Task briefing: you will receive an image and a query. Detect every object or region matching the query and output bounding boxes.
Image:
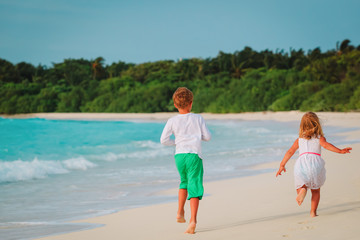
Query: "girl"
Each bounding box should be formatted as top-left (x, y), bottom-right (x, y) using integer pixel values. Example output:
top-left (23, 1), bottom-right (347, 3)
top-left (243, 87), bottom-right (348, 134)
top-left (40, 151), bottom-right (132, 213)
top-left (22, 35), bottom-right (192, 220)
top-left (276, 112), bottom-right (352, 217)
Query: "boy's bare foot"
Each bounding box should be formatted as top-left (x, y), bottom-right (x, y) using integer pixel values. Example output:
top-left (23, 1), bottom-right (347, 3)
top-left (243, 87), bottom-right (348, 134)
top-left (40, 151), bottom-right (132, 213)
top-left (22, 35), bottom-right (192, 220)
top-left (185, 222), bottom-right (196, 234)
top-left (310, 211), bottom-right (318, 217)
top-left (177, 214), bottom-right (186, 223)
top-left (296, 188), bottom-right (307, 206)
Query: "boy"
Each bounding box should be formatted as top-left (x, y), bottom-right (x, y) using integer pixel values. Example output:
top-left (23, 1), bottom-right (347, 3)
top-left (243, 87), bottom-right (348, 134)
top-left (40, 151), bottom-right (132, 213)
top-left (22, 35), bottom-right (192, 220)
top-left (160, 87), bottom-right (211, 234)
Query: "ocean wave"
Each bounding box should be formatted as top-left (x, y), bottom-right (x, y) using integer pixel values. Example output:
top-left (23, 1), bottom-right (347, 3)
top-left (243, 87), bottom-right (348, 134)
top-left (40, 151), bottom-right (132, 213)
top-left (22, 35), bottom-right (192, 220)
top-left (212, 148), bottom-right (258, 157)
top-left (78, 140), bottom-right (170, 162)
top-left (89, 145), bottom-right (173, 162)
top-left (118, 140), bottom-right (172, 159)
top-left (63, 157), bottom-right (97, 170)
top-left (0, 157), bottom-right (96, 183)
top-left (100, 152), bottom-right (119, 162)
top-left (242, 127), bottom-right (271, 134)
top-left (101, 191), bottom-right (129, 200)
top-left (115, 147), bottom-right (172, 160)
top-left (118, 166), bottom-right (176, 176)
top-left (133, 140), bottom-right (162, 149)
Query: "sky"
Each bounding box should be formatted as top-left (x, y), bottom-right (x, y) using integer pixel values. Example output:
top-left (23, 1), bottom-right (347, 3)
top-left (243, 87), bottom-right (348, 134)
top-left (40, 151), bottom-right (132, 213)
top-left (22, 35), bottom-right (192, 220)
top-left (0, 0), bottom-right (359, 66)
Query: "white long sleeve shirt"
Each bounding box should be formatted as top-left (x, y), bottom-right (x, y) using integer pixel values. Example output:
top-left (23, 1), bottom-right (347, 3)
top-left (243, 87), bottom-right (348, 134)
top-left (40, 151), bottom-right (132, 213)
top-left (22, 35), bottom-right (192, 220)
top-left (160, 113), bottom-right (211, 158)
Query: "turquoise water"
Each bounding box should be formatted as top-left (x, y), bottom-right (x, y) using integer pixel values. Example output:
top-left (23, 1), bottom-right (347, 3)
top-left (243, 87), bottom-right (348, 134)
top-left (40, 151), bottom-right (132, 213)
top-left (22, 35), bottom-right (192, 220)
top-left (0, 117), bottom-right (354, 240)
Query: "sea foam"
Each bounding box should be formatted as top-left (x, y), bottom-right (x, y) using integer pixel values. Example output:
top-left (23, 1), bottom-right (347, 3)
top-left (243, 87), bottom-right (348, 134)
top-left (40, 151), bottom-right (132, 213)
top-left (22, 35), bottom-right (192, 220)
top-left (0, 157), bottom-right (96, 183)
top-left (63, 156), bottom-right (97, 170)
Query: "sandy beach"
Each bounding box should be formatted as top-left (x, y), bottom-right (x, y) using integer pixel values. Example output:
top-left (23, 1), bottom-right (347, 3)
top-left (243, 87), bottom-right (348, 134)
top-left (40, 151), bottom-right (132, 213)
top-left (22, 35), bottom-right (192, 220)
top-left (4, 111), bottom-right (360, 123)
top-left (4, 112), bottom-right (359, 240)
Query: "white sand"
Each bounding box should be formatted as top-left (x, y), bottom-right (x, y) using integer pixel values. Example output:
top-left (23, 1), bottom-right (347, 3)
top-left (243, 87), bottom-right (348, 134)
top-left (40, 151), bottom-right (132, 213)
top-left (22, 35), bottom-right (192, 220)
top-left (14, 112), bottom-right (358, 240)
top-left (3, 111), bottom-right (360, 124)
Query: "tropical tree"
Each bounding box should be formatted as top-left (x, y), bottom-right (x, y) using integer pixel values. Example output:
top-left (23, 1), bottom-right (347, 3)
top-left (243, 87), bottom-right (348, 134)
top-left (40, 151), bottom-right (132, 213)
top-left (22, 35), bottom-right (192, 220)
top-left (92, 57), bottom-right (107, 80)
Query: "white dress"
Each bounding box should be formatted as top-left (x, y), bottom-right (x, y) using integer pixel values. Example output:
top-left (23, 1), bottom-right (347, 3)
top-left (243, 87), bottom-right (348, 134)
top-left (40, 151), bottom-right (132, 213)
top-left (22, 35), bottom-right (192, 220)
top-left (294, 137), bottom-right (326, 189)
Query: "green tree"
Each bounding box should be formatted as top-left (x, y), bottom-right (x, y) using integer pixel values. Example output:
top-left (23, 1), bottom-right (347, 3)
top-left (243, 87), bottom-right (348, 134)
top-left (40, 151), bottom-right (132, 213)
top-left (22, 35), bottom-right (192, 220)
top-left (57, 87), bottom-right (86, 112)
top-left (16, 62), bottom-right (36, 82)
top-left (92, 57), bottom-right (107, 80)
top-left (0, 58), bottom-right (20, 83)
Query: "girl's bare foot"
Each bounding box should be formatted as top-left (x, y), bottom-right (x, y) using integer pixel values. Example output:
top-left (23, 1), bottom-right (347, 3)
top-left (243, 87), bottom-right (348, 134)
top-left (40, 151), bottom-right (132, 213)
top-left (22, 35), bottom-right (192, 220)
top-left (296, 188), bottom-right (307, 206)
top-left (310, 211), bottom-right (318, 217)
top-left (185, 222), bottom-right (196, 234)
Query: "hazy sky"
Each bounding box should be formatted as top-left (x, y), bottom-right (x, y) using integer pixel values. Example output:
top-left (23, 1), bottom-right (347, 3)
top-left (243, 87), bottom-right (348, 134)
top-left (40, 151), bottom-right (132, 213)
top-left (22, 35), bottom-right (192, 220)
top-left (1, 0), bottom-right (359, 66)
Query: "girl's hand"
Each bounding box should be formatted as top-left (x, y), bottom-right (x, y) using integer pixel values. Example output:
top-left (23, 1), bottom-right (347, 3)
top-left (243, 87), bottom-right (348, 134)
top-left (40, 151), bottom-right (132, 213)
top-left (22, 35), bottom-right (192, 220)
top-left (276, 166), bottom-right (286, 177)
top-left (340, 147), bottom-right (352, 154)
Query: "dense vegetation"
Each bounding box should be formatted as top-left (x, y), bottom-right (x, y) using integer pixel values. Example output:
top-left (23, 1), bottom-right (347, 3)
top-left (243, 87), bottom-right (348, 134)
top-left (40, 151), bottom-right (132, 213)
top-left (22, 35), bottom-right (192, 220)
top-left (1, 39), bottom-right (359, 114)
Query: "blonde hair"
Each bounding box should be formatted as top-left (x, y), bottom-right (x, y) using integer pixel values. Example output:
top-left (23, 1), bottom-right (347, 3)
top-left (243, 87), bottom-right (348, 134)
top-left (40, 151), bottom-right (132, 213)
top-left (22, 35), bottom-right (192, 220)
top-left (172, 87), bottom-right (193, 109)
top-left (299, 112), bottom-right (324, 139)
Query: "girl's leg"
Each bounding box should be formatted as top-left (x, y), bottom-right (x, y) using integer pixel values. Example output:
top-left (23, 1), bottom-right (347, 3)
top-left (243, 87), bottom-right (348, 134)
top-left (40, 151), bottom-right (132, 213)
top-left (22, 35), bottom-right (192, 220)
top-left (296, 185), bottom-right (307, 206)
top-left (185, 197), bottom-right (199, 234)
top-left (310, 188), bottom-right (320, 217)
top-left (177, 189), bottom-right (187, 223)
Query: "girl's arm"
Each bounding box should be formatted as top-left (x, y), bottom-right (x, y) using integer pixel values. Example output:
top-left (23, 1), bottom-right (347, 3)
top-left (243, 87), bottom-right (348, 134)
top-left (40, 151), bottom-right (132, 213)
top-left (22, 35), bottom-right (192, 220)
top-left (276, 139), bottom-right (299, 177)
top-left (319, 137), bottom-right (352, 154)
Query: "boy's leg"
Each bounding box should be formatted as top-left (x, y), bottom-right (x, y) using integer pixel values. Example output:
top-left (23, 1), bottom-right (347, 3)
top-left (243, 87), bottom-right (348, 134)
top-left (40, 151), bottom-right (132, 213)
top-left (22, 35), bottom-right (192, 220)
top-left (185, 197), bottom-right (199, 234)
top-left (175, 154), bottom-right (188, 223)
top-left (190, 197), bottom-right (199, 223)
top-left (310, 189), bottom-right (320, 217)
top-left (177, 189), bottom-right (187, 223)
top-left (185, 154), bottom-right (203, 234)
top-left (186, 155), bottom-right (204, 200)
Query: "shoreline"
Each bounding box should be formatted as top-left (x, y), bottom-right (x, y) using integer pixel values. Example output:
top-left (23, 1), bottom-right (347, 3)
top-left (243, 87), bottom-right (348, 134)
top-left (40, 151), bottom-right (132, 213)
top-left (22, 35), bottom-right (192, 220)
top-left (2, 111), bottom-right (360, 126)
top-left (3, 112), bottom-right (360, 139)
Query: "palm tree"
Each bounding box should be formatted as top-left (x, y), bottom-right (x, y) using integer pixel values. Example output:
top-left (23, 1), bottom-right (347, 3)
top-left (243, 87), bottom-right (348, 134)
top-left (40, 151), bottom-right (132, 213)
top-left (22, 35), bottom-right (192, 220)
top-left (92, 57), bottom-right (105, 80)
top-left (337, 39), bottom-right (354, 55)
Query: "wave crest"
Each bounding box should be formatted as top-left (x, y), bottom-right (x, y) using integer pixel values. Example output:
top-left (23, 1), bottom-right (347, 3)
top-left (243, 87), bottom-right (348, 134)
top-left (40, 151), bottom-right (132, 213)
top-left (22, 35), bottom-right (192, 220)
top-left (63, 157), bottom-right (97, 170)
top-left (0, 157), bottom-right (96, 183)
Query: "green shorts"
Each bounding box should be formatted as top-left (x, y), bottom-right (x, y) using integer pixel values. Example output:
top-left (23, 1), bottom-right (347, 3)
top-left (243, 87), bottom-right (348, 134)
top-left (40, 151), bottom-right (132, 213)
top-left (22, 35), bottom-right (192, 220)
top-left (174, 153), bottom-right (204, 200)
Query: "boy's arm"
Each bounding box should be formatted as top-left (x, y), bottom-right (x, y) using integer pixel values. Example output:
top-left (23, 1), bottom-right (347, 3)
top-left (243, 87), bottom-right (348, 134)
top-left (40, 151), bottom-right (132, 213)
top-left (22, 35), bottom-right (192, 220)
top-left (160, 120), bottom-right (175, 146)
top-left (200, 117), bottom-right (211, 141)
top-left (276, 139), bottom-right (299, 177)
top-left (319, 137), bottom-right (352, 154)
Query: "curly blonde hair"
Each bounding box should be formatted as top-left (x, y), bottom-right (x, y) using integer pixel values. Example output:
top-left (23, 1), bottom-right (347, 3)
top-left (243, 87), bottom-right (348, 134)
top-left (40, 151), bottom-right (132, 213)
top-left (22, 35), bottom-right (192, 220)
top-left (299, 112), bottom-right (324, 139)
top-left (173, 87), bottom-right (193, 109)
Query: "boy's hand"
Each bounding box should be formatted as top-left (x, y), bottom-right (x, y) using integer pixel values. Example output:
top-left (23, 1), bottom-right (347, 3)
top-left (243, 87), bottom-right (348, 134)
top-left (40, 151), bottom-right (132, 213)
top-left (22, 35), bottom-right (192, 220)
top-left (276, 166), bottom-right (286, 177)
top-left (340, 147), bottom-right (352, 154)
